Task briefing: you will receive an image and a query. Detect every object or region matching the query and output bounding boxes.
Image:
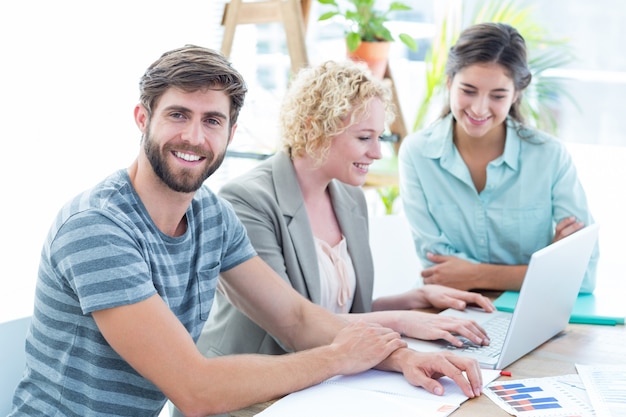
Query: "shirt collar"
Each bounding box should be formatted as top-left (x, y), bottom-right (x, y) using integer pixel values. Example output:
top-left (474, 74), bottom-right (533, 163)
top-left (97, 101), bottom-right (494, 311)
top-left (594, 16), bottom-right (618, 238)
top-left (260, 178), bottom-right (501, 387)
top-left (501, 119), bottom-right (521, 171)
top-left (419, 113), bottom-right (455, 159)
top-left (420, 114), bottom-right (522, 172)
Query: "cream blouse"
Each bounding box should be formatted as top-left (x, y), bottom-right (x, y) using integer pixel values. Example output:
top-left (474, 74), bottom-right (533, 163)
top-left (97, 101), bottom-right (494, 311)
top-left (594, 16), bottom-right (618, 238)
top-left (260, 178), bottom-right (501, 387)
top-left (314, 236), bottom-right (356, 314)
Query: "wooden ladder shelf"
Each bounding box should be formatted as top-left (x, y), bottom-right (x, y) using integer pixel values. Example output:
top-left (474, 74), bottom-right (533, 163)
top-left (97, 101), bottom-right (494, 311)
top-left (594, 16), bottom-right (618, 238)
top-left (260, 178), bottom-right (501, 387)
top-left (220, 0), bottom-right (310, 74)
top-left (220, 0), bottom-right (407, 147)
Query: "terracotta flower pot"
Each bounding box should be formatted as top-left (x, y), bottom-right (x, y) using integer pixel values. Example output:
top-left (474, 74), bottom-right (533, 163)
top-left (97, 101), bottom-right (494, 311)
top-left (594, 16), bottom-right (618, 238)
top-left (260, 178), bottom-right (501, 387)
top-left (347, 41), bottom-right (390, 80)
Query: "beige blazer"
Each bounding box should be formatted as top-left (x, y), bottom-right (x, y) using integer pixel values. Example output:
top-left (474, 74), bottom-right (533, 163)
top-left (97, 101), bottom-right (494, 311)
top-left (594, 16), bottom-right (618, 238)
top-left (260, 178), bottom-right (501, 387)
top-left (198, 151), bottom-right (374, 356)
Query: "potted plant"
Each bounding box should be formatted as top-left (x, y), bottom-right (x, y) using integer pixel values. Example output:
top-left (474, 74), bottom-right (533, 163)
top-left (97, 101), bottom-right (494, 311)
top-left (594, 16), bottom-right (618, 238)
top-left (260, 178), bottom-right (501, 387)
top-left (317, 0), bottom-right (417, 78)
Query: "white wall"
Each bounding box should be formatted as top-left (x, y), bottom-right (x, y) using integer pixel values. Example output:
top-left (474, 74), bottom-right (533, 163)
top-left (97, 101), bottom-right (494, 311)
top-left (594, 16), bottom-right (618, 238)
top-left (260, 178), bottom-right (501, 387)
top-left (0, 0), bottom-right (227, 322)
top-left (2, 1), bottom-right (625, 323)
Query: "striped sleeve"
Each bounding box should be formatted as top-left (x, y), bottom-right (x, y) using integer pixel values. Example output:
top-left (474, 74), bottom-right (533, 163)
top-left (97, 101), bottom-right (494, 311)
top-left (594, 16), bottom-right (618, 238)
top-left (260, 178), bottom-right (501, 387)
top-left (49, 209), bottom-right (156, 314)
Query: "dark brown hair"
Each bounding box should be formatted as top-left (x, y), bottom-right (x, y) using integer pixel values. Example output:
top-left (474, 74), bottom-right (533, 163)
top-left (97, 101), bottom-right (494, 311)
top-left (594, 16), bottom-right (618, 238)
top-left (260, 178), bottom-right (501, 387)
top-left (139, 45), bottom-right (247, 127)
top-left (442, 22), bottom-right (532, 123)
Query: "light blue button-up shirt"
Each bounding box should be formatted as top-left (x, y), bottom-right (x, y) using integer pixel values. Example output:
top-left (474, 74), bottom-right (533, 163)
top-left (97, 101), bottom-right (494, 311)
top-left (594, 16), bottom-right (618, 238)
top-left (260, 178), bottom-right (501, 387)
top-left (399, 114), bottom-right (598, 293)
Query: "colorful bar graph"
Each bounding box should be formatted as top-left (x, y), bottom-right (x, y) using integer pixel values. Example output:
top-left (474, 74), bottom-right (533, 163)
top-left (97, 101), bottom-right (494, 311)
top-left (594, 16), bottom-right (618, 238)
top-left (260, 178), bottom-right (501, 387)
top-left (499, 393), bottom-right (532, 401)
top-left (489, 383), bottom-right (563, 412)
top-left (514, 402), bottom-right (563, 411)
top-left (491, 383), bottom-right (525, 390)
top-left (509, 397), bottom-right (559, 405)
top-left (491, 386), bottom-right (544, 395)
top-left (486, 375), bottom-right (596, 417)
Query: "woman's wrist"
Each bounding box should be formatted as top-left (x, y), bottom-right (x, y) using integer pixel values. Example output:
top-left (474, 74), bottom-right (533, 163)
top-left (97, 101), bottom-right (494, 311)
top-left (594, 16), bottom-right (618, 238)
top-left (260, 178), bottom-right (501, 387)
top-left (373, 288), bottom-right (428, 312)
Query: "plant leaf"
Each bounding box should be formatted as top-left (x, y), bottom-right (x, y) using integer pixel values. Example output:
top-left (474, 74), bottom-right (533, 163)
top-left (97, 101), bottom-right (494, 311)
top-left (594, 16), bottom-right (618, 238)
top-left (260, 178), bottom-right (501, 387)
top-left (318, 11), bottom-right (339, 21)
top-left (389, 2), bottom-right (412, 11)
top-left (346, 32), bottom-right (362, 52)
top-left (399, 33), bottom-right (418, 51)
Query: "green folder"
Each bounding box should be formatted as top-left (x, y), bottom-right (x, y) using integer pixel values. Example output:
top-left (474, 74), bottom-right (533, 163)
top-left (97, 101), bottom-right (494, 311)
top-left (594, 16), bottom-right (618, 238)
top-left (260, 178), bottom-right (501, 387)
top-left (494, 291), bottom-right (625, 326)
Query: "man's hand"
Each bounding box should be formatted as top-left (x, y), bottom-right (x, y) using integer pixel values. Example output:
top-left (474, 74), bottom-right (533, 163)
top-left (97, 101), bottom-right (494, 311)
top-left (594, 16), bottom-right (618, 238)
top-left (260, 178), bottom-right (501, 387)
top-left (400, 311), bottom-right (490, 347)
top-left (395, 349), bottom-right (484, 398)
top-left (329, 321), bottom-right (406, 376)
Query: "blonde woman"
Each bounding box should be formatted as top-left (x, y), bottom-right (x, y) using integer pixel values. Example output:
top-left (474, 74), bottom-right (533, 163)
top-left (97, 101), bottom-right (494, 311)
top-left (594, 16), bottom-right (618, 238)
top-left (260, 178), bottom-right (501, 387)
top-left (197, 60), bottom-right (494, 385)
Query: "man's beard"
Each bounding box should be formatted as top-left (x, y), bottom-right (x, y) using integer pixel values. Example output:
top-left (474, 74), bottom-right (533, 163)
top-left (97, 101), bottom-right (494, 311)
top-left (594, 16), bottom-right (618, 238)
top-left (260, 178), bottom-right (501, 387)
top-left (143, 128), bottom-right (227, 193)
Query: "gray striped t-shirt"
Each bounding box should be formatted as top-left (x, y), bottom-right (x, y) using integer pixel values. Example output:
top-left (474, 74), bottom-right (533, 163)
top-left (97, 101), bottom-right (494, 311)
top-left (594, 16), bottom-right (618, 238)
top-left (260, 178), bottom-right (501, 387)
top-left (9, 169), bottom-right (256, 416)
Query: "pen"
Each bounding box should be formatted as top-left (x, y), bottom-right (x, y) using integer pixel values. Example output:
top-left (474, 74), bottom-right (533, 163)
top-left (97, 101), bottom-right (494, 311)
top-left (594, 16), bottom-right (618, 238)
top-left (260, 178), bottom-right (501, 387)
top-left (500, 371), bottom-right (512, 377)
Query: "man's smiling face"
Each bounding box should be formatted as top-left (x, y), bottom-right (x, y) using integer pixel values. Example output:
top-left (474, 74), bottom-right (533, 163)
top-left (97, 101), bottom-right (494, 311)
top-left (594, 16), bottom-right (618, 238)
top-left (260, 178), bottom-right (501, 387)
top-left (140, 87), bottom-right (235, 193)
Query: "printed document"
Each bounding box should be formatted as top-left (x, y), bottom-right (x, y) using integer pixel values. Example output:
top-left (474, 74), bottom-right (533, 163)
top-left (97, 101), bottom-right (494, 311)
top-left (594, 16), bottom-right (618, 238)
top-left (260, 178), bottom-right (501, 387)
top-left (255, 368), bottom-right (500, 417)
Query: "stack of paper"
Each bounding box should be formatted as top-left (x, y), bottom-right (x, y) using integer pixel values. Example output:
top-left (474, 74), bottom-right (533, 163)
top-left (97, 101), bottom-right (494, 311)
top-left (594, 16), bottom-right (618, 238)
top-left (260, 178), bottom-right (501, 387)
top-left (577, 363), bottom-right (626, 417)
top-left (255, 369), bottom-right (501, 417)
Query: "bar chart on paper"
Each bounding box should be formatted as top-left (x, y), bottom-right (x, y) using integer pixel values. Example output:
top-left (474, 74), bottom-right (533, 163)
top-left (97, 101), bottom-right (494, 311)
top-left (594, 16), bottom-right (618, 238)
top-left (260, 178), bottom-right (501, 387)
top-left (484, 374), bottom-right (595, 417)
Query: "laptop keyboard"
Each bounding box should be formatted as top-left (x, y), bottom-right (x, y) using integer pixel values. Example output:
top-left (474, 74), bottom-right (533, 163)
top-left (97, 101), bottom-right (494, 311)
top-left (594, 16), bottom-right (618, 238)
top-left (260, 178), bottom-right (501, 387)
top-left (445, 313), bottom-right (511, 357)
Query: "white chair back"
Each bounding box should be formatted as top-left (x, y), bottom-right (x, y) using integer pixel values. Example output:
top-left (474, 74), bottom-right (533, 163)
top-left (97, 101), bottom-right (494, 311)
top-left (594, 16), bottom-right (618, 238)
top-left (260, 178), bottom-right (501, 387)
top-left (369, 213), bottom-right (423, 299)
top-left (0, 316), bottom-right (31, 416)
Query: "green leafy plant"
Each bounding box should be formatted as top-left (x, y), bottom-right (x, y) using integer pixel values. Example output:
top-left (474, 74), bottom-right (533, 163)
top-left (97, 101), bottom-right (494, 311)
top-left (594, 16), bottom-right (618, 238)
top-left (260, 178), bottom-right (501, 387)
top-left (317, 0), bottom-right (418, 52)
top-left (376, 185), bottom-right (400, 215)
top-left (412, 0), bottom-right (577, 135)
top-left (411, 13), bottom-right (458, 132)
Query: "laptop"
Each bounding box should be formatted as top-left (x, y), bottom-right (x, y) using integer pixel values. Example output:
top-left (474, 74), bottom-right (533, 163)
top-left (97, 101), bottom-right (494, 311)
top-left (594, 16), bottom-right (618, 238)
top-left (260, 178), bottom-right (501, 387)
top-left (404, 223), bottom-right (599, 369)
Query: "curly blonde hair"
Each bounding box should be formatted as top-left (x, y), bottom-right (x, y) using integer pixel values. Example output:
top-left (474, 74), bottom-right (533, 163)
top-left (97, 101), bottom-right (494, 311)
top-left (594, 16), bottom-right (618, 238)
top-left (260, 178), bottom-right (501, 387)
top-left (280, 60), bottom-right (395, 164)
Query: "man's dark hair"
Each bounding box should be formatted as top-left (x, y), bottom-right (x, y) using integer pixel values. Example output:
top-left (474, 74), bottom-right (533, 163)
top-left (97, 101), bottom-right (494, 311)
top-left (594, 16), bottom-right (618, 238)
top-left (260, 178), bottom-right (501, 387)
top-left (139, 45), bottom-right (247, 127)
